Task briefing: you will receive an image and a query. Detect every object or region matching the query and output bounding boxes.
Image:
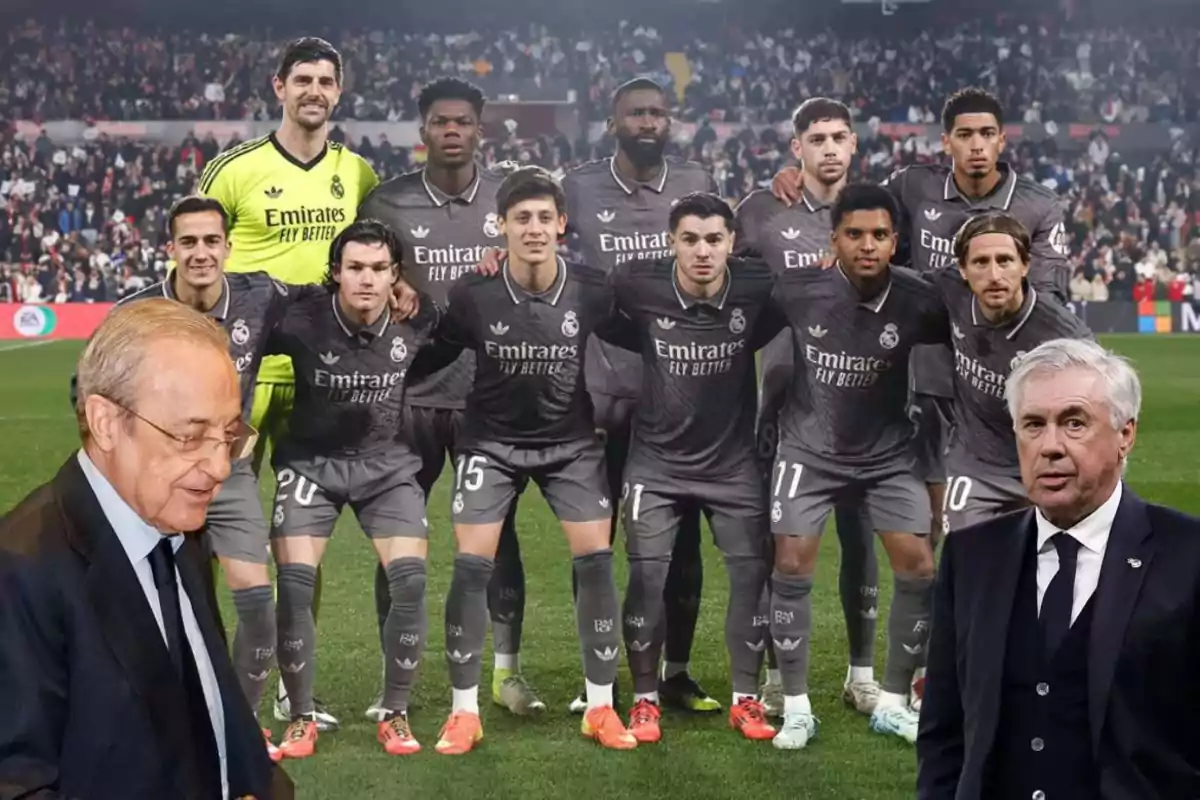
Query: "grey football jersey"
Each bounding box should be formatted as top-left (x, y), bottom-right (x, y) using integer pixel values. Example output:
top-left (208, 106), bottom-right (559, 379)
top-left (434, 259), bottom-right (621, 448)
top-left (933, 269), bottom-right (1093, 478)
top-left (267, 287), bottom-right (439, 460)
top-left (358, 166), bottom-right (508, 410)
top-left (774, 266), bottom-right (949, 476)
top-left (563, 157), bottom-right (719, 399)
top-left (119, 270), bottom-right (296, 425)
top-left (612, 257), bottom-right (785, 479)
top-left (883, 162), bottom-right (1071, 398)
top-left (734, 187), bottom-right (832, 413)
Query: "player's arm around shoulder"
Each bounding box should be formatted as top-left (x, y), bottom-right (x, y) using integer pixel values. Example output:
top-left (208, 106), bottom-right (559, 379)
top-left (732, 189), bottom-right (775, 258)
top-left (736, 258), bottom-right (788, 350)
top-left (895, 267), bottom-right (951, 344)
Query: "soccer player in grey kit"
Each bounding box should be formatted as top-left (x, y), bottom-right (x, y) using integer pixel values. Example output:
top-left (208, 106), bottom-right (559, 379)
top-left (768, 184), bottom-right (947, 749)
top-left (610, 194), bottom-right (784, 746)
top-left (936, 212), bottom-right (1091, 532)
top-left (268, 220), bottom-right (442, 759)
top-left (358, 77), bottom-right (542, 719)
top-left (427, 167), bottom-right (638, 755)
top-left (735, 98), bottom-right (882, 718)
top-left (111, 195), bottom-right (296, 762)
top-left (773, 87), bottom-right (1070, 544)
top-left (560, 77), bottom-right (722, 714)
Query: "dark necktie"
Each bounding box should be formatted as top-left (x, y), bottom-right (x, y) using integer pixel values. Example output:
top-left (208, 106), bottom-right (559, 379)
top-left (1041, 532), bottom-right (1084, 658)
top-left (147, 538), bottom-right (222, 792)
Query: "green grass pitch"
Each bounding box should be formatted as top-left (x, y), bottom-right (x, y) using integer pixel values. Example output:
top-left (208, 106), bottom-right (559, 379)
top-left (2, 335), bottom-right (1197, 799)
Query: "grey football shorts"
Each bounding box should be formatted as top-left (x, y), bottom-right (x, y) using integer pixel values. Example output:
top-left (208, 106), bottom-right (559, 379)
top-left (269, 446), bottom-right (428, 540)
top-left (769, 447), bottom-right (931, 537)
top-left (205, 458), bottom-right (270, 564)
top-left (622, 456), bottom-right (768, 561)
top-left (942, 464), bottom-right (1029, 535)
top-left (911, 393), bottom-right (953, 485)
top-left (451, 436), bottom-right (611, 525)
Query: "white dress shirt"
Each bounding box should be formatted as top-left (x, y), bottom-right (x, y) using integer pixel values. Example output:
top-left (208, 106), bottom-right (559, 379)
top-left (78, 450), bottom-right (229, 800)
top-left (1034, 480), bottom-right (1123, 624)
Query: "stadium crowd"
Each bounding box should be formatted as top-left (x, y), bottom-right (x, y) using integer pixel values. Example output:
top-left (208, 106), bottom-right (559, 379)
top-left (2, 19), bottom-right (1199, 125)
top-left (3, 122), bottom-right (1199, 305)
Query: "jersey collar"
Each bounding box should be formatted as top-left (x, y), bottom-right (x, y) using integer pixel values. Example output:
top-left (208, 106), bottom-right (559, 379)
top-left (799, 187), bottom-right (833, 213)
top-left (161, 270), bottom-right (231, 321)
top-left (672, 262), bottom-right (730, 311)
top-left (502, 256), bottom-right (567, 306)
top-left (609, 157), bottom-right (669, 195)
top-left (835, 264), bottom-right (892, 313)
top-left (331, 292), bottom-right (389, 339)
top-left (422, 167), bottom-right (482, 207)
top-left (971, 282), bottom-right (1038, 339)
top-left (942, 162), bottom-right (1018, 211)
top-left (269, 132), bottom-right (329, 172)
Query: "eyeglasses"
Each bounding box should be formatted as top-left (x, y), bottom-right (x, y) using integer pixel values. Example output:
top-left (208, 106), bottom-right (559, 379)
top-left (105, 397), bottom-right (259, 461)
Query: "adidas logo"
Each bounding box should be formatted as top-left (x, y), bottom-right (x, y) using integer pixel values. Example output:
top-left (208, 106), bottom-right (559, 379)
top-left (924, 208), bottom-right (942, 221)
top-left (952, 322), bottom-right (966, 339)
top-left (279, 661), bottom-right (307, 673)
top-left (599, 497), bottom-right (610, 509)
top-left (264, 186), bottom-right (283, 198)
top-left (744, 640), bottom-right (766, 653)
top-left (629, 641), bottom-right (652, 652)
top-left (903, 643), bottom-right (924, 656)
top-left (247, 670), bottom-right (270, 682)
top-left (773, 637), bottom-right (803, 652)
top-left (493, 612), bottom-right (515, 623)
top-left (446, 649), bottom-right (473, 664)
top-left (807, 325), bottom-right (827, 339)
top-left (395, 658), bottom-right (420, 670)
top-left (593, 646), bottom-right (619, 662)
top-left (597, 210), bottom-right (615, 223)
top-left (656, 317), bottom-right (676, 330)
top-left (320, 351), bottom-right (340, 365)
top-left (489, 321), bottom-right (509, 335)
top-left (781, 228), bottom-right (801, 240)
top-left (411, 225), bottom-right (430, 239)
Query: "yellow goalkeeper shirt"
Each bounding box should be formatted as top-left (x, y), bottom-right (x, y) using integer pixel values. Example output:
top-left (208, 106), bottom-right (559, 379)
top-left (198, 133), bottom-right (379, 383)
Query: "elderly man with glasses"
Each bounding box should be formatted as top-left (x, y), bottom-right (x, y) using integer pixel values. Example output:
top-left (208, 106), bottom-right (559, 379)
top-left (0, 298), bottom-right (293, 800)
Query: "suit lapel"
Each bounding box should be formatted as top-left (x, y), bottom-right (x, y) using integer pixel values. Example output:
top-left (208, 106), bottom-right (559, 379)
top-left (1088, 488), bottom-right (1153, 755)
top-left (55, 458), bottom-right (203, 794)
top-left (176, 539), bottom-right (273, 797)
top-left (966, 509), bottom-right (1036, 759)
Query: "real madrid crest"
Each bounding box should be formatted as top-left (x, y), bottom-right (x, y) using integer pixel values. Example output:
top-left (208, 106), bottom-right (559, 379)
top-left (1010, 350), bottom-right (1027, 370)
top-left (483, 212), bottom-right (501, 238)
top-left (330, 174), bottom-right (345, 200)
top-left (452, 492), bottom-right (465, 515)
top-left (771, 501), bottom-right (782, 524)
top-left (879, 322), bottom-right (899, 350)
top-left (230, 318), bottom-right (250, 346)
top-left (729, 308), bottom-right (746, 334)
top-left (561, 310), bottom-right (579, 338)
top-left (390, 335), bottom-right (408, 363)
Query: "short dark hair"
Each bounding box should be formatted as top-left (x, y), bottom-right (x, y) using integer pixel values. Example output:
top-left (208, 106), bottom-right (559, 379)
top-left (276, 37), bottom-right (343, 84)
top-left (831, 183), bottom-right (900, 231)
top-left (418, 77), bottom-right (486, 121)
top-left (792, 97), bottom-right (852, 135)
top-left (166, 195), bottom-right (229, 238)
top-left (495, 166), bottom-right (566, 218)
top-left (941, 87), bottom-right (1004, 133)
top-left (669, 192), bottom-right (734, 232)
top-left (323, 219), bottom-right (402, 288)
top-left (612, 77), bottom-right (667, 112)
top-left (954, 211), bottom-right (1032, 265)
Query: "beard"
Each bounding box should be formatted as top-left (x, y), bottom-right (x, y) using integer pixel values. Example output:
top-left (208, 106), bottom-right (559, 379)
top-left (617, 132), bottom-right (667, 169)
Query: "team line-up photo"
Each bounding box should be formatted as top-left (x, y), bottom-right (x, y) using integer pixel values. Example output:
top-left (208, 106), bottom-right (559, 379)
top-left (3, 30), bottom-right (1198, 800)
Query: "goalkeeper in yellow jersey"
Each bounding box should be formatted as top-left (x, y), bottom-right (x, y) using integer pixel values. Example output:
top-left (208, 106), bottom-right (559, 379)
top-left (198, 36), bottom-right (378, 733)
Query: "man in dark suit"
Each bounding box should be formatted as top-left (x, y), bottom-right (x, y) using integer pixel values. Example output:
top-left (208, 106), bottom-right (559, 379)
top-left (0, 299), bottom-right (293, 800)
top-left (918, 337), bottom-right (1200, 799)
